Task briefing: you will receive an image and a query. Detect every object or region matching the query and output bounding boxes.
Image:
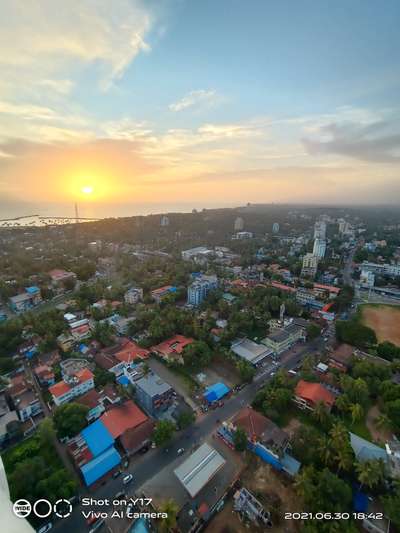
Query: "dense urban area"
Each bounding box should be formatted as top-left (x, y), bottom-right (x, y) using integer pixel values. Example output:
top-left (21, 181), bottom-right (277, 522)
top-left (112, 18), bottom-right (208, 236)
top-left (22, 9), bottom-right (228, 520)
top-left (1, 203), bottom-right (400, 533)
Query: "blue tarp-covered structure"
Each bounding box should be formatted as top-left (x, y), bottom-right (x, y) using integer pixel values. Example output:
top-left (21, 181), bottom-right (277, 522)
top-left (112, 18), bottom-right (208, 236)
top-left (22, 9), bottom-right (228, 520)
top-left (81, 446), bottom-right (121, 486)
top-left (204, 382), bottom-right (230, 403)
top-left (81, 419), bottom-right (114, 457)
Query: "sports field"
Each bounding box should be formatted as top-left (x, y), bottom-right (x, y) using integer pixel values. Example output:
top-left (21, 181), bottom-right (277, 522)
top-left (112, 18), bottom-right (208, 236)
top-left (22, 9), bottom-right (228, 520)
top-left (360, 304), bottom-right (400, 346)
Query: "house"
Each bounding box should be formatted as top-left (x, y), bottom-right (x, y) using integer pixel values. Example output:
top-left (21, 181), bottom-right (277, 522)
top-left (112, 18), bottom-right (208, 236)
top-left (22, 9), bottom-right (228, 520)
top-left (151, 285), bottom-right (177, 303)
top-left (95, 338), bottom-right (148, 376)
top-left (9, 286), bottom-right (42, 313)
top-left (69, 318), bottom-right (91, 341)
top-left (0, 392), bottom-right (19, 445)
top-left (124, 287), bottom-right (143, 305)
top-left (131, 371), bottom-right (174, 416)
top-left (294, 380), bottom-right (336, 411)
top-left (120, 419), bottom-right (154, 455)
top-left (7, 374), bottom-right (43, 422)
top-left (151, 335), bottom-right (194, 364)
top-left (57, 333), bottom-right (75, 352)
top-left (48, 269), bottom-right (77, 289)
top-left (328, 344), bottom-right (354, 372)
top-left (34, 365), bottom-right (55, 387)
top-left (231, 407), bottom-right (289, 453)
top-left (75, 389), bottom-right (105, 422)
top-left (49, 368), bottom-right (95, 406)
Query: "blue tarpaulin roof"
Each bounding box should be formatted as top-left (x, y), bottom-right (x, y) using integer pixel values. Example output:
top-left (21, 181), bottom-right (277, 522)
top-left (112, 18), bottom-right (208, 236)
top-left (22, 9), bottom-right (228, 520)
top-left (25, 286), bottom-right (40, 294)
top-left (82, 420), bottom-right (114, 457)
top-left (81, 446), bottom-right (121, 486)
top-left (204, 382), bottom-right (230, 403)
top-left (353, 489), bottom-right (369, 512)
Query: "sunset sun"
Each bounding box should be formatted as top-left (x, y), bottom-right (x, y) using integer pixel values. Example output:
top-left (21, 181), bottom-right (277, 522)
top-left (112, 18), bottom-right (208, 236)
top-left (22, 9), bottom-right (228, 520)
top-left (81, 185), bottom-right (94, 195)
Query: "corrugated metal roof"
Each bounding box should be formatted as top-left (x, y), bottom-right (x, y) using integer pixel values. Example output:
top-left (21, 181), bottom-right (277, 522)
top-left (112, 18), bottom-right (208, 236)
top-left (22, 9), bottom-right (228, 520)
top-left (174, 443), bottom-right (226, 498)
top-left (81, 446), bottom-right (121, 486)
top-left (82, 420), bottom-right (115, 457)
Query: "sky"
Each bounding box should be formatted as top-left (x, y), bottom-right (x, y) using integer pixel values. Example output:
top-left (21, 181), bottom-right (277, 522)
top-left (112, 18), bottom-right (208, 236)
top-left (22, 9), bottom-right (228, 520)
top-left (1, 0), bottom-right (400, 217)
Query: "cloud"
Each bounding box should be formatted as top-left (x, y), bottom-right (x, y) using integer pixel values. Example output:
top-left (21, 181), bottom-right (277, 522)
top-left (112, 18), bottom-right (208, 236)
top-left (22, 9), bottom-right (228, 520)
top-left (168, 89), bottom-right (218, 112)
top-left (303, 120), bottom-right (400, 163)
top-left (39, 79), bottom-right (75, 95)
top-left (0, 0), bottom-right (155, 91)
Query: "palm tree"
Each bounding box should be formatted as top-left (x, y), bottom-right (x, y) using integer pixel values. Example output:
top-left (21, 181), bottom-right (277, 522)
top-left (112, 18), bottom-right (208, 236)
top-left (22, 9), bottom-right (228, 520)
top-left (313, 401), bottom-right (328, 424)
top-left (294, 466), bottom-right (315, 503)
top-left (350, 403), bottom-right (364, 425)
top-left (329, 422), bottom-right (348, 445)
top-left (356, 460), bottom-right (386, 489)
top-left (335, 446), bottom-right (353, 472)
top-left (158, 499), bottom-right (179, 532)
top-left (317, 435), bottom-right (333, 467)
top-left (335, 393), bottom-right (350, 414)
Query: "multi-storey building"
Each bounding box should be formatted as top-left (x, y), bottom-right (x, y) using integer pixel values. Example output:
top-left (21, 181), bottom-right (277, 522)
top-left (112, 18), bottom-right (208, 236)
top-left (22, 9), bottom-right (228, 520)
top-left (361, 261), bottom-right (400, 278)
top-left (301, 253), bottom-right (318, 278)
top-left (9, 286), bottom-right (42, 313)
top-left (151, 285), bottom-right (177, 303)
top-left (314, 221), bottom-right (327, 240)
top-left (49, 368), bottom-right (95, 406)
top-left (313, 238), bottom-right (326, 258)
top-left (261, 323), bottom-right (306, 356)
top-left (187, 274), bottom-right (218, 306)
top-left (132, 371), bottom-right (174, 417)
top-left (124, 287), bottom-right (143, 305)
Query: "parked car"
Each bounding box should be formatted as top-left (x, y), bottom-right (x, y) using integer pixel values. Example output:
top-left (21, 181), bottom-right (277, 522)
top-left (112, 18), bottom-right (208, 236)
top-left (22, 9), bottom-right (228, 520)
top-left (177, 448), bottom-right (184, 455)
top-left (123, 474), bottom-right (133, 485)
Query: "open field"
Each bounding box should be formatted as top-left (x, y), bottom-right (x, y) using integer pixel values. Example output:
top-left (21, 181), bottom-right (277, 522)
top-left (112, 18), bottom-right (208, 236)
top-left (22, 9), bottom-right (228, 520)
top-left (360, 304), bottom-right (400, 346)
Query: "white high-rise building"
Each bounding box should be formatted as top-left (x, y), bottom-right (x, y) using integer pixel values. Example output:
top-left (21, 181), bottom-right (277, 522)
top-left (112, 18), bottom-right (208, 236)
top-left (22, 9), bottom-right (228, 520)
top-left (313, 238), bottom-right (326, 258)
top-left (234, 217), bottom-right (244, 231)
top-left (314, 221), bottom-right (326, 240)
top-left (272, 222), bottom-right (280, 233)
top-left (160, 215), bottom-right (170, 226)
top-left (360, 270), bottom-right (375, 288)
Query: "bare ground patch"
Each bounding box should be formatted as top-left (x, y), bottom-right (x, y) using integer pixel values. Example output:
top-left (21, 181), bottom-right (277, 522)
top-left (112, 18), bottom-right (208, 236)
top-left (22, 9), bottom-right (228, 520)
top-left (361, 305), bottom-right (400, 346)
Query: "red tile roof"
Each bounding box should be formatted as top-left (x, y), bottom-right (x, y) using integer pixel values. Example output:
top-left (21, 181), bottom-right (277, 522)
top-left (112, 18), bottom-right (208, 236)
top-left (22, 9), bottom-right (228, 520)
top-left (75, 389), bottom-right (101, 409)
top-left (114, 340), bottom-right (149, 363)
top-left (100, 400), bottom-right (148, 438)
top-left (232, 407), bottom-right (270, 440)
top-left (120, 419), bottom-right (154, 453)
top-left (152, 335), bottom-right (194, 358)
top-left (151, 285), bottom-right (174, 295)
top-left (75, 368), bottom-right (94, 384)
top-left (49, 380), bottom-right (71, 398)
top-left (295, 380), bottom-right (335, 408)
top-left (313, 283), bottom-right (341, 294)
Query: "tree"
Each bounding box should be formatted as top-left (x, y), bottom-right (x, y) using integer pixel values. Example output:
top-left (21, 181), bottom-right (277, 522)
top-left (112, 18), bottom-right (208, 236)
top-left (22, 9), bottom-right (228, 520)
top-left (153, 420), bottom-right (175, 447)
top-left (313, 401), bottom-right (329, 425)
top-left (306, 323), bottom-right (322, 340)
top-left (53, 402), bottom-right (89, 439)
top-left (176, 410), bottom-right (195, 430)
top-left (335, 320), bottom-right (377, 349)
top-left (382, 482), bottom-right (400, 528)
top-left (350, 403), bottom-right (364, 425)
top-left (377, 341), bottom-right (400, 361)
top-left (93, 366), bottom-right (115, 387)
top-left (375, 413), bottom-right (392, 431)
top-left (182, 340), bottom-right (212, 370)
top-left (233, 427), bottom-right (248, 452)
top-left (386, 398), bottom-right (400, 428)
top-left (158, 499), bottom-right (179, 532)
top-left (37, 418), bottom-right (56, 448)
top-left (355, 459), bottom-right (386, 489)
top-left (236, 359), bottom-right (256, 383)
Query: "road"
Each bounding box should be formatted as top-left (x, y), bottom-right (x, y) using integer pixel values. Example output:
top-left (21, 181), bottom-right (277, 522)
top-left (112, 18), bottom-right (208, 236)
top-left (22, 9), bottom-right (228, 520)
top-left (51, 336), bottom-right (324, 533)
top-left (342, 246), bottom-right (357, 287)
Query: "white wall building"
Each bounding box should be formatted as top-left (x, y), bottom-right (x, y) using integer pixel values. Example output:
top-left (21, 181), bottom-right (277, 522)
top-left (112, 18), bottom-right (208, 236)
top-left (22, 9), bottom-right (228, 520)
top-left (313, 238), bottom-right (326, 258)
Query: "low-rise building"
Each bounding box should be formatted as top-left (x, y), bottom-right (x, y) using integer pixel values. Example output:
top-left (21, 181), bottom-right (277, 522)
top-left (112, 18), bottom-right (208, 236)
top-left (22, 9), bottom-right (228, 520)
top-left (75, 389), bottom-right (105, 422)
top-left (124, 287), bottom-right (143, 305)
top-left (34, 365), bottom-right (55, 387)
top-left (151, 285), bottom-right (177, 303)
top-left (151, 335), bottom-right (194, 364)
top-left (9, 286), bottom-right (42, 313)
top-left (48, 268), bottom-right (77, 287)
top-left (261, 323), bottom-right (306, 356)
top-left (231, 338), bottom-right (273, 366)
top-left (328, 344), bottom-right (354, 372)
top-left (294, 380), bottom-right (336, 412)
top-left (49, 368), bottom-right (95, 406)
top-left (181, 246), bottom-right (213, 262)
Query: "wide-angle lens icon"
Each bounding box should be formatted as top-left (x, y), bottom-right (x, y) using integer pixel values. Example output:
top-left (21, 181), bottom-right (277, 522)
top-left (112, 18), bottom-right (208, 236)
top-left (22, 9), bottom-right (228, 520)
top-left (13, 499), bottom-right (32, 518)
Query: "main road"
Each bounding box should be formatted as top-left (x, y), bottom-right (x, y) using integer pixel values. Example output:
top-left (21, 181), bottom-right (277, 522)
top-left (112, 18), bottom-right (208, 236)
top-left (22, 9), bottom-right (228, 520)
top-left (52, 337), bottom-right (324, 533)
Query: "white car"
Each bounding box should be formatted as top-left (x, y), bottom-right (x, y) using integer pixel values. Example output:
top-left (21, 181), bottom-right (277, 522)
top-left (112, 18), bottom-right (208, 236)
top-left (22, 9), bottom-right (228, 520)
top-left (123, 474), bottom-right (133, 485)
top-left (177, 448), bottom-right (185, 455)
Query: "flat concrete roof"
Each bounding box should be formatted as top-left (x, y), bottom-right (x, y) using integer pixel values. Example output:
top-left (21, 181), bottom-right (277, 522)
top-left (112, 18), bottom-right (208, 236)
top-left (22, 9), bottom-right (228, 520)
top-left (174, 443), bottom-right (226, 498)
